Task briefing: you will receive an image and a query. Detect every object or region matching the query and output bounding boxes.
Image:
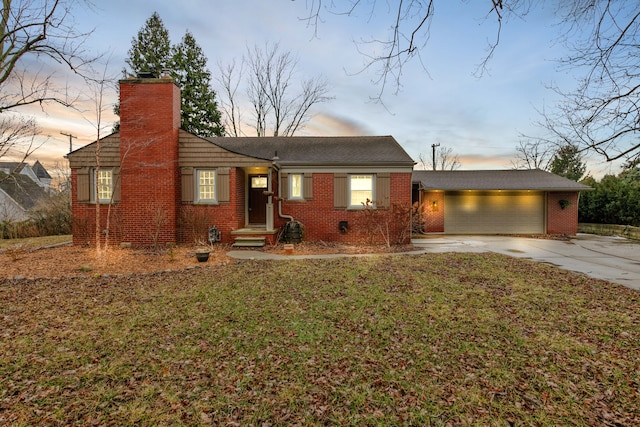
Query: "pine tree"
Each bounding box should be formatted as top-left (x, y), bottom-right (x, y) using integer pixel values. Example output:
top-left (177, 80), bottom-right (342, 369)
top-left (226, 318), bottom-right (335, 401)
top-left (171, 32), bottom-right (224, 137)
top-left (125, 12), bottom-right (171, 78)
top-left (117, 12), bottom-right (224, 136)
top-left (549, 144), bottom-right (587, 181)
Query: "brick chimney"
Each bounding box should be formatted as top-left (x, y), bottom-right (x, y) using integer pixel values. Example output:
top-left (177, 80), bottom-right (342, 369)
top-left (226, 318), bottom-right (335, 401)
top-left (118, 76), bottom-right (180, 245)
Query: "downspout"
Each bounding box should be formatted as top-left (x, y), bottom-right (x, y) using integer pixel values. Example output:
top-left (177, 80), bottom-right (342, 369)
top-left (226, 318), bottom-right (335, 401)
top-left (271, 155), bottom-right (294, 222)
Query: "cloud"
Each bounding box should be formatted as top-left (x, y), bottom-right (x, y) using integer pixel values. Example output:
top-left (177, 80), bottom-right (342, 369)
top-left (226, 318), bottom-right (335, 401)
top-left (301, 112), bottom-right (373, 136)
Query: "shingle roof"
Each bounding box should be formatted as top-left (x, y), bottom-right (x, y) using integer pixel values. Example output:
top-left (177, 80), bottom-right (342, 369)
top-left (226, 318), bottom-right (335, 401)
top-left (0, 162), bottom-right (26, 173)
top-left (413, 169), bottom-right (593, 191)
top-left (208, 136), bottom-right (415, 166)
top-left (0, 171), bottom-right (49, 210)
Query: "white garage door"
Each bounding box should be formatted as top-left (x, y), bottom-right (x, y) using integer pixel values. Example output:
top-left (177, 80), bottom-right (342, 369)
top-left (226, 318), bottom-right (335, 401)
top-left (444, 191), bottom-right (545, 234)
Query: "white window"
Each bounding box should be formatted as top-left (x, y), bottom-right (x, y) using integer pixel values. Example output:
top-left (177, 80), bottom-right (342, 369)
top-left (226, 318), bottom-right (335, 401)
top-left (349, 174), bottom-right (374, 208)
top-left (196, 169), bottom-right (217, 203)
top-left (289, 173), bottom-right (303, 200)
top-left (95, 169), bottom-right (113, 203)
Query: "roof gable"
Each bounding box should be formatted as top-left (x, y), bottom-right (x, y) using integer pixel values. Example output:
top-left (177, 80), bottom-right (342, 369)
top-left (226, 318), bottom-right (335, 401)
top-left (32, 161), bottom-right (52, 180)
top-left (413, 169), bottom-right (593, 191)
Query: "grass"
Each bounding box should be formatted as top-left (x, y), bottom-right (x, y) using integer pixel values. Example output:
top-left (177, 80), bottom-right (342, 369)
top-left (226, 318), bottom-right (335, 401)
top-left (1, 253), bottom-right (639, 425)
top-left (0, 235), bottom-right (71, 250)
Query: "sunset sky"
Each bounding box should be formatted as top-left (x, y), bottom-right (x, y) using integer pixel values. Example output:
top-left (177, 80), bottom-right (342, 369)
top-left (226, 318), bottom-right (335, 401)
top-left (12, 0), bottom-right (624, 178)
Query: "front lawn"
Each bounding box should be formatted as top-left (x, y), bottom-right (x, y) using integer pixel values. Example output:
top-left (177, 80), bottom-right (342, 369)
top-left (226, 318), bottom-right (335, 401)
top-left (1, 253), bottom-right (638, 425)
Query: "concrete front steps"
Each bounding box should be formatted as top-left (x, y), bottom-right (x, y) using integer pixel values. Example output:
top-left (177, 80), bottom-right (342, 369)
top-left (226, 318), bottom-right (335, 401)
top-left (232, 236), bottom-right (266, 248)
top-left (231, 227), bottom-right (279, 247)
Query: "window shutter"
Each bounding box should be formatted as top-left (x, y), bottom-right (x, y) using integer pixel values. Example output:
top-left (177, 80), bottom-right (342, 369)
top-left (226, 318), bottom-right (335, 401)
top-left (280, 172), bottom-right (289, 199)
top-left (181, 167), bottom-right (194, 203)
top-left (77, 168), bottom-right (90, 202)
top-left (334, 173), bottom-right (347, 209)
top-left (218, 168), bottom-right (230, 203)
top-left (304, 173), bottom-right (313, 200)
top-left (112, 168), bottom-right (121, 202)
top-left (376, 173), bottom-right (390, 208)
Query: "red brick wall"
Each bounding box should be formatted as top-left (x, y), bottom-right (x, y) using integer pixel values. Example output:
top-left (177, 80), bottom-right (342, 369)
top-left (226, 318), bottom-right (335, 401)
top-left (178, 168), bottom-right (245, 244)
top-left (420, 191), bottom-right (445, 233)
top-left (70, 171), bottom-right (124, 246)
top-left (547, 192), bottom-right (580, 235)
top-left (118, 79), bottom-right (181, 245)
top-left (276, 172), bottom-right (413, 244)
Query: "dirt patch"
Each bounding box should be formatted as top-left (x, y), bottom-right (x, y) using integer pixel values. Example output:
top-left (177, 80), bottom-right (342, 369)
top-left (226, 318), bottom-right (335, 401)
top-left (1, 242), bottom-right (418, 279)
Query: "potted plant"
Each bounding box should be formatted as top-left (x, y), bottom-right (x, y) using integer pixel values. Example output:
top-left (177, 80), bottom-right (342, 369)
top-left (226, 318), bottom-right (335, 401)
top-left (195, 247), bottom-right (210, 262)
top-left (559, 199), bottom-right (571, 210)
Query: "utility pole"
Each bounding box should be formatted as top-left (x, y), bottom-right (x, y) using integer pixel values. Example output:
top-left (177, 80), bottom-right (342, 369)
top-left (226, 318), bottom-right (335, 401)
top-left (431, 142), bottom-right (440, 171)
top-left (61, 132), bottom-right (77, 153)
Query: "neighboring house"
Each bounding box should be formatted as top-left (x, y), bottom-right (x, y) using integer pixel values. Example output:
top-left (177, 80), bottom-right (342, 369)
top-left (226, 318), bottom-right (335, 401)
top-left (66, 76), bottom-right (416, 247)
top-left (0, 171), bottom-right (50, 222)
top-left (0, 161), bottom-right (52, 191)
top-left (412, 169), bottom-right (592, 235)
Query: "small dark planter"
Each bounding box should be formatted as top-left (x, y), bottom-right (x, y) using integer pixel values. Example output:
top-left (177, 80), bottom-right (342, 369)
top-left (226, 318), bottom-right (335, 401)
top-left (195, 251), bottom-right (210, 262)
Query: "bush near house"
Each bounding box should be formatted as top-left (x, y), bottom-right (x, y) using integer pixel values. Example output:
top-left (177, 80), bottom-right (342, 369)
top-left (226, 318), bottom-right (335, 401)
top-left (0, 188), bottom-right (71, 239)
top-left (579, 171), bottom-right (640, 227)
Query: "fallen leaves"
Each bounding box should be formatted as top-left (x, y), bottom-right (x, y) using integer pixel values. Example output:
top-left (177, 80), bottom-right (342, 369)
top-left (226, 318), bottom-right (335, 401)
top-left (1, 253), bottom-right (639, 425)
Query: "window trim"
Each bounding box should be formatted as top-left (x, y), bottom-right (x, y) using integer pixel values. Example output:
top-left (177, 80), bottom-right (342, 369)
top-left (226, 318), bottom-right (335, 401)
top-left (348, 174), bottom-right (375, 209)
top-left (195, 168), bottom-right (218, 204)
top-left (289, 173), bottom-right (304, 200)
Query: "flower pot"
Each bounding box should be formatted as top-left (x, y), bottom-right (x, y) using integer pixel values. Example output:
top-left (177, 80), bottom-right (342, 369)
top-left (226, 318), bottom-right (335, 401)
top-left (195, 251), bottom-right (210, 262)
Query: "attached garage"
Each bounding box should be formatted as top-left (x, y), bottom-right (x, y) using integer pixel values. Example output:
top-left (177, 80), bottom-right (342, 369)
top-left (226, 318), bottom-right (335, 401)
top-left (444, 191), bottom-right (544, 234)
top-left (413, 170), bottom-right (593, 236)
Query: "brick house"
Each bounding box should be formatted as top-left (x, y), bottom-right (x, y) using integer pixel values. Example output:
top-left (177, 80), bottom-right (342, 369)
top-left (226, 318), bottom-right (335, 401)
top-left (66, 76), bottom-right (416, 247)
top-left (412, 169), bottom-right (592, 235)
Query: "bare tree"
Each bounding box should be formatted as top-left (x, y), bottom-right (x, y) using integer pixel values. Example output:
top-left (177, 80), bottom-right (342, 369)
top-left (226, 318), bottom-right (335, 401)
top-left (418, 145), bottom-right (461, 170)
top-left (301, 0), bottom-right (522, 99)
top-left (511, 139), bottom-right (553, 170)
top-left (216, 60), bottom-right (244, 137)
top-left (81, 62), bottom-right (117, 260)
top-left (541, 2), bottom-right (640, 164)
top-left (0, 0), bottom-right (94, 113)
top-left (1, 0), bottom-right (96, 180)
top-left (217, 43), bottom-right (332, 137)
top-left (0, 115), bottom-right (46, 182)
top-left (300, 1), bottom-right (640, 162)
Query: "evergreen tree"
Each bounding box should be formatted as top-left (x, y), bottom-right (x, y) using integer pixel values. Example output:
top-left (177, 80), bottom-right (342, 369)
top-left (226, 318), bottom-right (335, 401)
top-left (125, 12), bottom-right (171, 78)
top-left (171, 32), bottom-right (224, 137)
top-left (117, 12), bottom-right (224, 136)
top-left (549, 144), bottom-right (586, 181)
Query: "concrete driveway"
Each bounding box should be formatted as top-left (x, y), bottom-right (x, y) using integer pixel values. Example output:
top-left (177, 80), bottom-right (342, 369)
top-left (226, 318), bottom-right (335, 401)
top-left (411, 234), bottom-right (640, 290)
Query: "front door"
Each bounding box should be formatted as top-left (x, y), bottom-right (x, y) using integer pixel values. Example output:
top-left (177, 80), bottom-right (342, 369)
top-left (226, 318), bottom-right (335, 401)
top-left (248, 174), bottom-right (268, 225)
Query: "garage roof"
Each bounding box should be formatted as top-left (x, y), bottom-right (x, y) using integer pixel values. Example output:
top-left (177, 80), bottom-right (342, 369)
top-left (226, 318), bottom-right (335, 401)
top-left (413, 169), bottom-right (593, 191)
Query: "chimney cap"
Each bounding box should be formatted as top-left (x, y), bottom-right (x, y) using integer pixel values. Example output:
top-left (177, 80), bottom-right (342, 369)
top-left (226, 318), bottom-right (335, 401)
top-left (136, 71), bottom-right (156, 79)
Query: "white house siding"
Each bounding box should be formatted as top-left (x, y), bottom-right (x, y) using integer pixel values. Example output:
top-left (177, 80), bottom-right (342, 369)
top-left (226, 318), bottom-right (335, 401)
top-left (0, 190), bottom-right (29, 222)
